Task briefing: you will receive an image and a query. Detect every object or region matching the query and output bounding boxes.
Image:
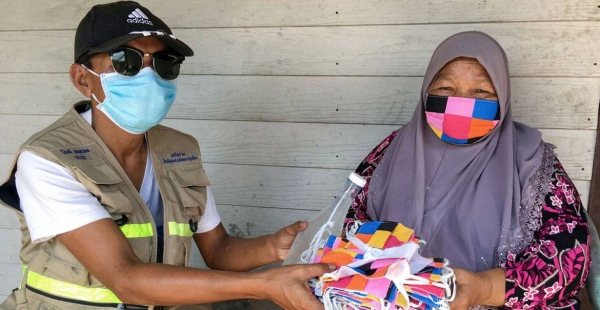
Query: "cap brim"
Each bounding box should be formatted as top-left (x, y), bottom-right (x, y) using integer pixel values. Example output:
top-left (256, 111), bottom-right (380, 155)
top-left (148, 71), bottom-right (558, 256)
top-left (88, 33), bottom-right (194, 57)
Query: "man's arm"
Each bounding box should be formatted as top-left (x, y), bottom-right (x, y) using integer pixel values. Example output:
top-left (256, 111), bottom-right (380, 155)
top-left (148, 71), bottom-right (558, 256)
top-left (58, 218), bottom-right (330, 308)
top-left (193, 221), bottom-right (306, 271)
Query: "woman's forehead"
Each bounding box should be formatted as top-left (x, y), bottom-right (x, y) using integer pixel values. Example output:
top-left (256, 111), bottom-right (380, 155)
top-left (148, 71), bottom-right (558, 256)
top-left (435, 57), bottom-right (491, 79)
top-left (440, 57), bottom-right (483, 71)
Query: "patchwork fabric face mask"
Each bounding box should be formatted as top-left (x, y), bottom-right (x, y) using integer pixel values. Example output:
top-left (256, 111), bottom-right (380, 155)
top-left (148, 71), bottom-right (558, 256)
top-left (311, 221), bottom-right (456, 310)
top-left (425, 94), bottom-right (500, 145)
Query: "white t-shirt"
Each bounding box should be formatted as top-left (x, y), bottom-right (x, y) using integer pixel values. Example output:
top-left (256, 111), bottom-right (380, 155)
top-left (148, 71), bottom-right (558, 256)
top-left (16, 110), bottom-right (221, 243)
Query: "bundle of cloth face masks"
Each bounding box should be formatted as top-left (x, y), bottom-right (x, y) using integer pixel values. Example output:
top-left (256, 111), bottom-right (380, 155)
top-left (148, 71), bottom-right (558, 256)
top-left (309, 221), bottom-right (456, 310)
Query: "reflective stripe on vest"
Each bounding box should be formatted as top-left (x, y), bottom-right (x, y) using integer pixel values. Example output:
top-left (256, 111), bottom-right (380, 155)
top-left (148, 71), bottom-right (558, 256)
top-left (26, 269), bottom-right (122, 304)
top-left (168, 222), bottom-right (194, 237)
top-left (120, 223), bottom-right (154, 238)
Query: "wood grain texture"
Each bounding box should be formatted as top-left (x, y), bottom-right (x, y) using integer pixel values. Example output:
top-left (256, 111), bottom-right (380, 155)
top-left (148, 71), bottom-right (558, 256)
top-left (0, 158), bottom-right (592, 224)
top-left (1, 0), bottom-right (599, 31)
top-left (0, 226), bottom-right (21, 264)
top-left (0, 223), bottom-right (23, 298)
top-left (0, 1), bottom-right (598, 307)
top-left (574, 180), bottom-right (591, 208)
top-left (0, 262), bottom-right (21, 302)
top-left (1, 23), bottom-right (599, 77)
top-left (4, 150), bottom-right (594, 212)
top-left (0, 155), bottom-right (13, 182)
top-left (208, 165), bottom-right (593, 211)
top-left (587, 99), bottom-right (600, 232)
top-left (0, 116), bottom-right (594, 179)
top-left (1, 74), bottom-right (597, 130)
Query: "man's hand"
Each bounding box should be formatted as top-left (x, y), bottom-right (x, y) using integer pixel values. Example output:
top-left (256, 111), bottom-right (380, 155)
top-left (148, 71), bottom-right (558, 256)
top-left (195, 221), bottom-right (311, 271)
top-left (269, 221), bottom-right (308, 261)
top-left (449, 268), bottom-right (505, 310)
top-left (258, 263), bottom-right (334, 310)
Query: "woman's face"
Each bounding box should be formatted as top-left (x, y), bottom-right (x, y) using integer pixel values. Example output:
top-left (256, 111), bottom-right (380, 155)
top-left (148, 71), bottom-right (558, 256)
top-left (427, 57), bottom-right (498, 101)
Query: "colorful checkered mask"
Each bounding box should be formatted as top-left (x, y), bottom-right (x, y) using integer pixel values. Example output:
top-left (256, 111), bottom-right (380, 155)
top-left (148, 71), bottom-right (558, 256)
top-left (425, 94), bottom-right (500, 145)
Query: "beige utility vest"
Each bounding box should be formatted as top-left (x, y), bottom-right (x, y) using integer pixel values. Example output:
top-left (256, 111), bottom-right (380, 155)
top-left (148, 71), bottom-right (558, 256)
top-left (0, 102), bottom-right (211, 309)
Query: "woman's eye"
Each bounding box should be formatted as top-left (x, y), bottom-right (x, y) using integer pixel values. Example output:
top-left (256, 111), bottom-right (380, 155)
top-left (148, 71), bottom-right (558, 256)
top-left (476, 89), bottom-right (489, 93)
top-left (440, 86), bottom-right (452, 90)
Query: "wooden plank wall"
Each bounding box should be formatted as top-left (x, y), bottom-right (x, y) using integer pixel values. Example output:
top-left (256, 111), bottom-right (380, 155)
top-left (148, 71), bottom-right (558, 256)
top-left (0, 1), bottom-right (599, 307)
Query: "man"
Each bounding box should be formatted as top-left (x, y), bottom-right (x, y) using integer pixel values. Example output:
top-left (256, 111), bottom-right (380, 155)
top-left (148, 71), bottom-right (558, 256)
top-left (0, 2), bottom-right (331, 309)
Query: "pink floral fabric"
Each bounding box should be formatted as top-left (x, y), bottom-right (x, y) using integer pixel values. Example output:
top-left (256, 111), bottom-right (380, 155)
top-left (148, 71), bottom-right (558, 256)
top-left (346, 131), bottom-right (591, 309)
top-left (345, 131), bottom-right (398, 226)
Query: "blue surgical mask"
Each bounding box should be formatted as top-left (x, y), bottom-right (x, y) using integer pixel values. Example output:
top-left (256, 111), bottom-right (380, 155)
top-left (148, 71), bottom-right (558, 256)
top-left (85, 66), bottom-right (177, 134)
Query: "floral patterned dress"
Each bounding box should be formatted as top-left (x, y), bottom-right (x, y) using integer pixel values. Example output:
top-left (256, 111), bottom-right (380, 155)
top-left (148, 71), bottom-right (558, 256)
top-left (346, 131), bottom-right (591, 309)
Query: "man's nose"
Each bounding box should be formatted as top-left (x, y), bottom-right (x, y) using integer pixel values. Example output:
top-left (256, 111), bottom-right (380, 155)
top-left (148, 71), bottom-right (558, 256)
top-left (142, 54), bottom-right (153, 68)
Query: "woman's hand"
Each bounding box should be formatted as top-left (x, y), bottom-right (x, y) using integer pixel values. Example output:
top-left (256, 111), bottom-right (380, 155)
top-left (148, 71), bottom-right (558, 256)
top-left (449, 268), bottom-right (506, 310)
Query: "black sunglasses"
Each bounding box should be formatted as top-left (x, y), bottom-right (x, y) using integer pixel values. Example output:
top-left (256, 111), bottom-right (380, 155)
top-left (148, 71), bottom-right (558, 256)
top-left (105, 47), bottom-right (185, 80)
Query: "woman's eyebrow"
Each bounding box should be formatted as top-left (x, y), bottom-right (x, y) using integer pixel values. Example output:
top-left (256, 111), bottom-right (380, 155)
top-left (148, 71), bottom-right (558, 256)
top-left (430, 76), bottom-right (452, 84)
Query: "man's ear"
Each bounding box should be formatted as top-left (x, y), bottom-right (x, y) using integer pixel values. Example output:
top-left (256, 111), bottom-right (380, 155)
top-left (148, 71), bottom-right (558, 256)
top-left (70, 63), bottom-right (92, 97)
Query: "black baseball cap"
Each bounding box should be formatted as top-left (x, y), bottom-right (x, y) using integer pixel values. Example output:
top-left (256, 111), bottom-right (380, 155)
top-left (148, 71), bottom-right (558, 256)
top-left (74, 1), bottom-right (193, 63)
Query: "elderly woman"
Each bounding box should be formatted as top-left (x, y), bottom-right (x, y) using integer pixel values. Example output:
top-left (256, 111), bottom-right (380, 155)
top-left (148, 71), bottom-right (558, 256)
top-left (346, 31), bottom-right (591, 309)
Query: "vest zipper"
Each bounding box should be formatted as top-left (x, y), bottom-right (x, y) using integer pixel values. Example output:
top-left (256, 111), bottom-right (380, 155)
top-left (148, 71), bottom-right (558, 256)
top-left (81, 116), bottom-right (158, 263)
top-left (146, 135), bottom-right (168, 264)
top-left (26, 284), bottom-right (121, 308)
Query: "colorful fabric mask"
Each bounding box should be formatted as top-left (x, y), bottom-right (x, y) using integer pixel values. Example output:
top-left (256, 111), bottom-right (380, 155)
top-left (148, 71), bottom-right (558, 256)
top-left (85, 66), bottom-right (177, 134)
top-left (312, 221), bottom-right (455, 310)
top-left (425, 94), bottom-right (500, 145)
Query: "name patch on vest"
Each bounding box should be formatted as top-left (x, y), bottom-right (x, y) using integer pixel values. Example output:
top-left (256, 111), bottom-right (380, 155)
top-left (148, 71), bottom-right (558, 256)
top-left (159, 150), bottom-right (200, 165)
top-left (51, 143), bottom-right (101, 163)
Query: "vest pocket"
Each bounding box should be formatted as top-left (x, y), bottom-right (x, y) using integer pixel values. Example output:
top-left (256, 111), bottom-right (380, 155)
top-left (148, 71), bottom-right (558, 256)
top-left (25, 251), bottom-right (121, 308)
top-left (69, 160), bottom-right (134, 215)
top-left (69, 160), bottom-right (153, 263)
top-left (26, 298), bottom-right (57, 310)
top-left (28, 251), bottom-right (88, 287)
top-left (36, 301), bottom-right (59, 310)
top-left (167, 165), bottom-right (211, 219)
top-left (175, 242), bottom-right (190, 267)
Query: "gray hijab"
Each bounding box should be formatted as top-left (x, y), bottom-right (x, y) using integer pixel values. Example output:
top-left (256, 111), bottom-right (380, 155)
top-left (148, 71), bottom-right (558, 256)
top-left (367, 31), bottom-right (544, 271)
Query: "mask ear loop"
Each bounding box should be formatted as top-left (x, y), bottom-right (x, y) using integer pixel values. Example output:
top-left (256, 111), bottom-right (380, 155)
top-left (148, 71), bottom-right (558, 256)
top-left (410, 299), bottom-right (424, 309)
top-left (387, 253), bottom-right (455, 309)
top-left (317, 221), bottom-right (457, 310)
top-left (404, 264), bottom-right (456, 310)
top-left (322, 289), bottom-right (340, 310)
top-left (321, 266), bottom-right (456, 309)
top-left (80, 64), bottom-right (107, 105)
top-left (441, 266), bottom-right (457, 302)
top-left (300, 226), bottom-right (332, 264)
top-left (322, 288), bottom-right (371, 310)
top-left (345, 220), bottom-right (363, 238)
top-left (80, 64), bottom-right (100, 77)
top-left (300, 195), bottom-right (351, 263)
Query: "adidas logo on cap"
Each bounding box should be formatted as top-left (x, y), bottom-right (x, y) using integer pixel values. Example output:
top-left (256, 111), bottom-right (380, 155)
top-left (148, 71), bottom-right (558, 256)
top-left (127, 8), bottom-right (153, 25)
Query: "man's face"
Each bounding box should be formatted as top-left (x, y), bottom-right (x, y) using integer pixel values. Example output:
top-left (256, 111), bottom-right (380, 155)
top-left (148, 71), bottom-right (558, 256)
top-left (86, 36), bottom-right (169, 104)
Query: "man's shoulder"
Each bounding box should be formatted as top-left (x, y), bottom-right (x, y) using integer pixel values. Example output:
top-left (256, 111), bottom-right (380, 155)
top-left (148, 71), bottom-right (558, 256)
top-left (18, 102), bottom-right (98, 164)
top-left (150, 124), bottom-right (199, 146)
top-left (23, 101), bottom-right (90, 147)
